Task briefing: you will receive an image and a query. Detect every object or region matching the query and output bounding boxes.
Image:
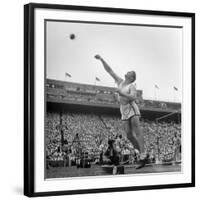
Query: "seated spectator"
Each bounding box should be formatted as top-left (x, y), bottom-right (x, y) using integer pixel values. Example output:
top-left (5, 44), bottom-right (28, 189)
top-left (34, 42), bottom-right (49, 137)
top-left (45, 111), bottom-right (181, 164)
top-left (104, 139), bottom-right (120, 166)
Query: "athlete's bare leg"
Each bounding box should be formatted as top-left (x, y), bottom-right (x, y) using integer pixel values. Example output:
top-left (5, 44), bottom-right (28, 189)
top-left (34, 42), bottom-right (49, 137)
top-left (124, 119), bottom-right (140, 151)
top-left (130, 116), bottom-right (145, 154)
top-left (124, 116), bottom-right (148, 169)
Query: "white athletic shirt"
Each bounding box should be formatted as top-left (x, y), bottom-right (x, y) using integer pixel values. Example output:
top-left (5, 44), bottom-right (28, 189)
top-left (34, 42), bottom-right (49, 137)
top-left (117, 81), bottom-right (140, 120)
top-left (117, 81), bottom-right (137, 105)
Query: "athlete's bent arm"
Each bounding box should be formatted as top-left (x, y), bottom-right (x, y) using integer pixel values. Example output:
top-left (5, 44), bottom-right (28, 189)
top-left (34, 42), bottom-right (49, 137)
top-left (117, 85), bottom-right (137, 101)
top-left (95, 55), bottom-right (123, 85)
top-left (117, 91), bottom-right (136, 101)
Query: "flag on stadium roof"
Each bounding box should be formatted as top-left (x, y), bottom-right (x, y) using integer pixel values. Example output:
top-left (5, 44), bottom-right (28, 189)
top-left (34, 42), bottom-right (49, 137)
top-left (173, 86), bottom-right (178, 91)
top-left (65, 72), bottom-right (72, 77)
top-left (95, 77), bottom-right (100, 81)
top-left (155, 84), bottom-right (159, 89)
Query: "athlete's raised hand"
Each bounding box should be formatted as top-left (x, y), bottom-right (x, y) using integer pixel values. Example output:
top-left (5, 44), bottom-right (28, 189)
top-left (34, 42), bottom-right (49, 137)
top-left (94, 54), bottom-right (102, 60)
top-left (94, 54), bottom-right (123, 85)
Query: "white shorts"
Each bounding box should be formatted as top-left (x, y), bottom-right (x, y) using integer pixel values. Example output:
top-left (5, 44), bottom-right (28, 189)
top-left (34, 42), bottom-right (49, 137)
top-left (120, 102), bottom-right (140, 120)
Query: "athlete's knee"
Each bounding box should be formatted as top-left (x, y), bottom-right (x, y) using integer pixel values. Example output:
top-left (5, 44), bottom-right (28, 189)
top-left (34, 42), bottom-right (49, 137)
top-left (134, 122), bottom-right (140, 129)
top-left (131, 117), bottom-right (142, 131)
top-left (126, 132), bottom-right (133, 140)
top-left (131, 116), bottom-right (139, 126)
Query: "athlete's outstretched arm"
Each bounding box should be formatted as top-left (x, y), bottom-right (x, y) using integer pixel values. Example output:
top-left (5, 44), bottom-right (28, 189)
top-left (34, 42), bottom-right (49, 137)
top-left (95, 55), bottom-right (123, 84)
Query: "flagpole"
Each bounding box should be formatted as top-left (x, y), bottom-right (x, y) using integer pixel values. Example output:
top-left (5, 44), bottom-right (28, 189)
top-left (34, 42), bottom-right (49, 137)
top-left (173, 87), bottom-right (178, 102)
top-left (154, 85), bottom-right (159, 101)
top-left (65, 72), bottom-right (72, 81)
top-left (173, 90), bottom-right (176, 102)
top-left (94, 75), bottom-right (96, 86)
top-left (154, 85), bottom-right (157, 100)
top-left (95, 76), bottom-right (101, 86)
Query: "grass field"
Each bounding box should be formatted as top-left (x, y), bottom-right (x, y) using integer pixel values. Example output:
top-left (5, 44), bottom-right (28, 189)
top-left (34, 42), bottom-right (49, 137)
top-left (46, 163), bottom-right (181, 179)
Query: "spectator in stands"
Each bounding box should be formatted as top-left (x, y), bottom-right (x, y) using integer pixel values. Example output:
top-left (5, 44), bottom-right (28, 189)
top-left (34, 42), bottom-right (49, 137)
top-left (105, 139), bottom-right (120, 174)
top-left (67, 149), bottom-right (73, 167)
top-left (45, 111), bottom-right (181, 166)
top-left (99, 142), bottom-right (105, 164)
top-left (173, 132), bottom-right (181, 162)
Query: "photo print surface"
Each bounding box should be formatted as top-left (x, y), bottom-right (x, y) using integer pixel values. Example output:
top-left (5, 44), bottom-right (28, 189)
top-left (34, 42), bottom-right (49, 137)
top-left (45, 20), bottom-right (182, 179)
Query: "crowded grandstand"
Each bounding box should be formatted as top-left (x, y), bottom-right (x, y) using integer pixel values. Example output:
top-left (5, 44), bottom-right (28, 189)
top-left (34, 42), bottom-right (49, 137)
top-left (45, 79), bottom-right (181, 176)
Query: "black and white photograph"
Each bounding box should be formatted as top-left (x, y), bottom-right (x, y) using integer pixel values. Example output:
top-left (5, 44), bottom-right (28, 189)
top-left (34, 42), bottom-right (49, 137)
top-left (45, 20), bottom-right (183, 179)
top-left (24, 3), bottom-right (195, 197)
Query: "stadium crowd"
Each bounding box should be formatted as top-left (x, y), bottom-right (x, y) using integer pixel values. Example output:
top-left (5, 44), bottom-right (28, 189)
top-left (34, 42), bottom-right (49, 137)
top-left (45, 112), bottom-right (181, 165)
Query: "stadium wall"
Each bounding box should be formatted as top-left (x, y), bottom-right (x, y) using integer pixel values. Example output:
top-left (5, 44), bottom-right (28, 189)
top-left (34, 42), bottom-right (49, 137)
top-left (46, 79), bottom-right (181, 123)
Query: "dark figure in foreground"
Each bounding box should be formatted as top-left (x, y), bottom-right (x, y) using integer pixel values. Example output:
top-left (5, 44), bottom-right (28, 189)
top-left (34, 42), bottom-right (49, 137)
top-left (104, 139), bottom-right (122, 174)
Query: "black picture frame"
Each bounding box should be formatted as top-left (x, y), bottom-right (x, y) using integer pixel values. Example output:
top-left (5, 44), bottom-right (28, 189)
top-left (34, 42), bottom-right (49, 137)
top-left (24, 3), bottom-right (195, 197)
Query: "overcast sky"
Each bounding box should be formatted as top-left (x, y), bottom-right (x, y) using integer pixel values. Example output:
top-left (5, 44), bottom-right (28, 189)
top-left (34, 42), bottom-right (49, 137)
top-left (46, 21), bottom-right (182, 102)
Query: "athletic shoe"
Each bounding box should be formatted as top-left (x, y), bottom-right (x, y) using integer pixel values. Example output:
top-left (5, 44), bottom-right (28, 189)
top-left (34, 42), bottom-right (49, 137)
top-left (135, 153), bottom-right (149, 169)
